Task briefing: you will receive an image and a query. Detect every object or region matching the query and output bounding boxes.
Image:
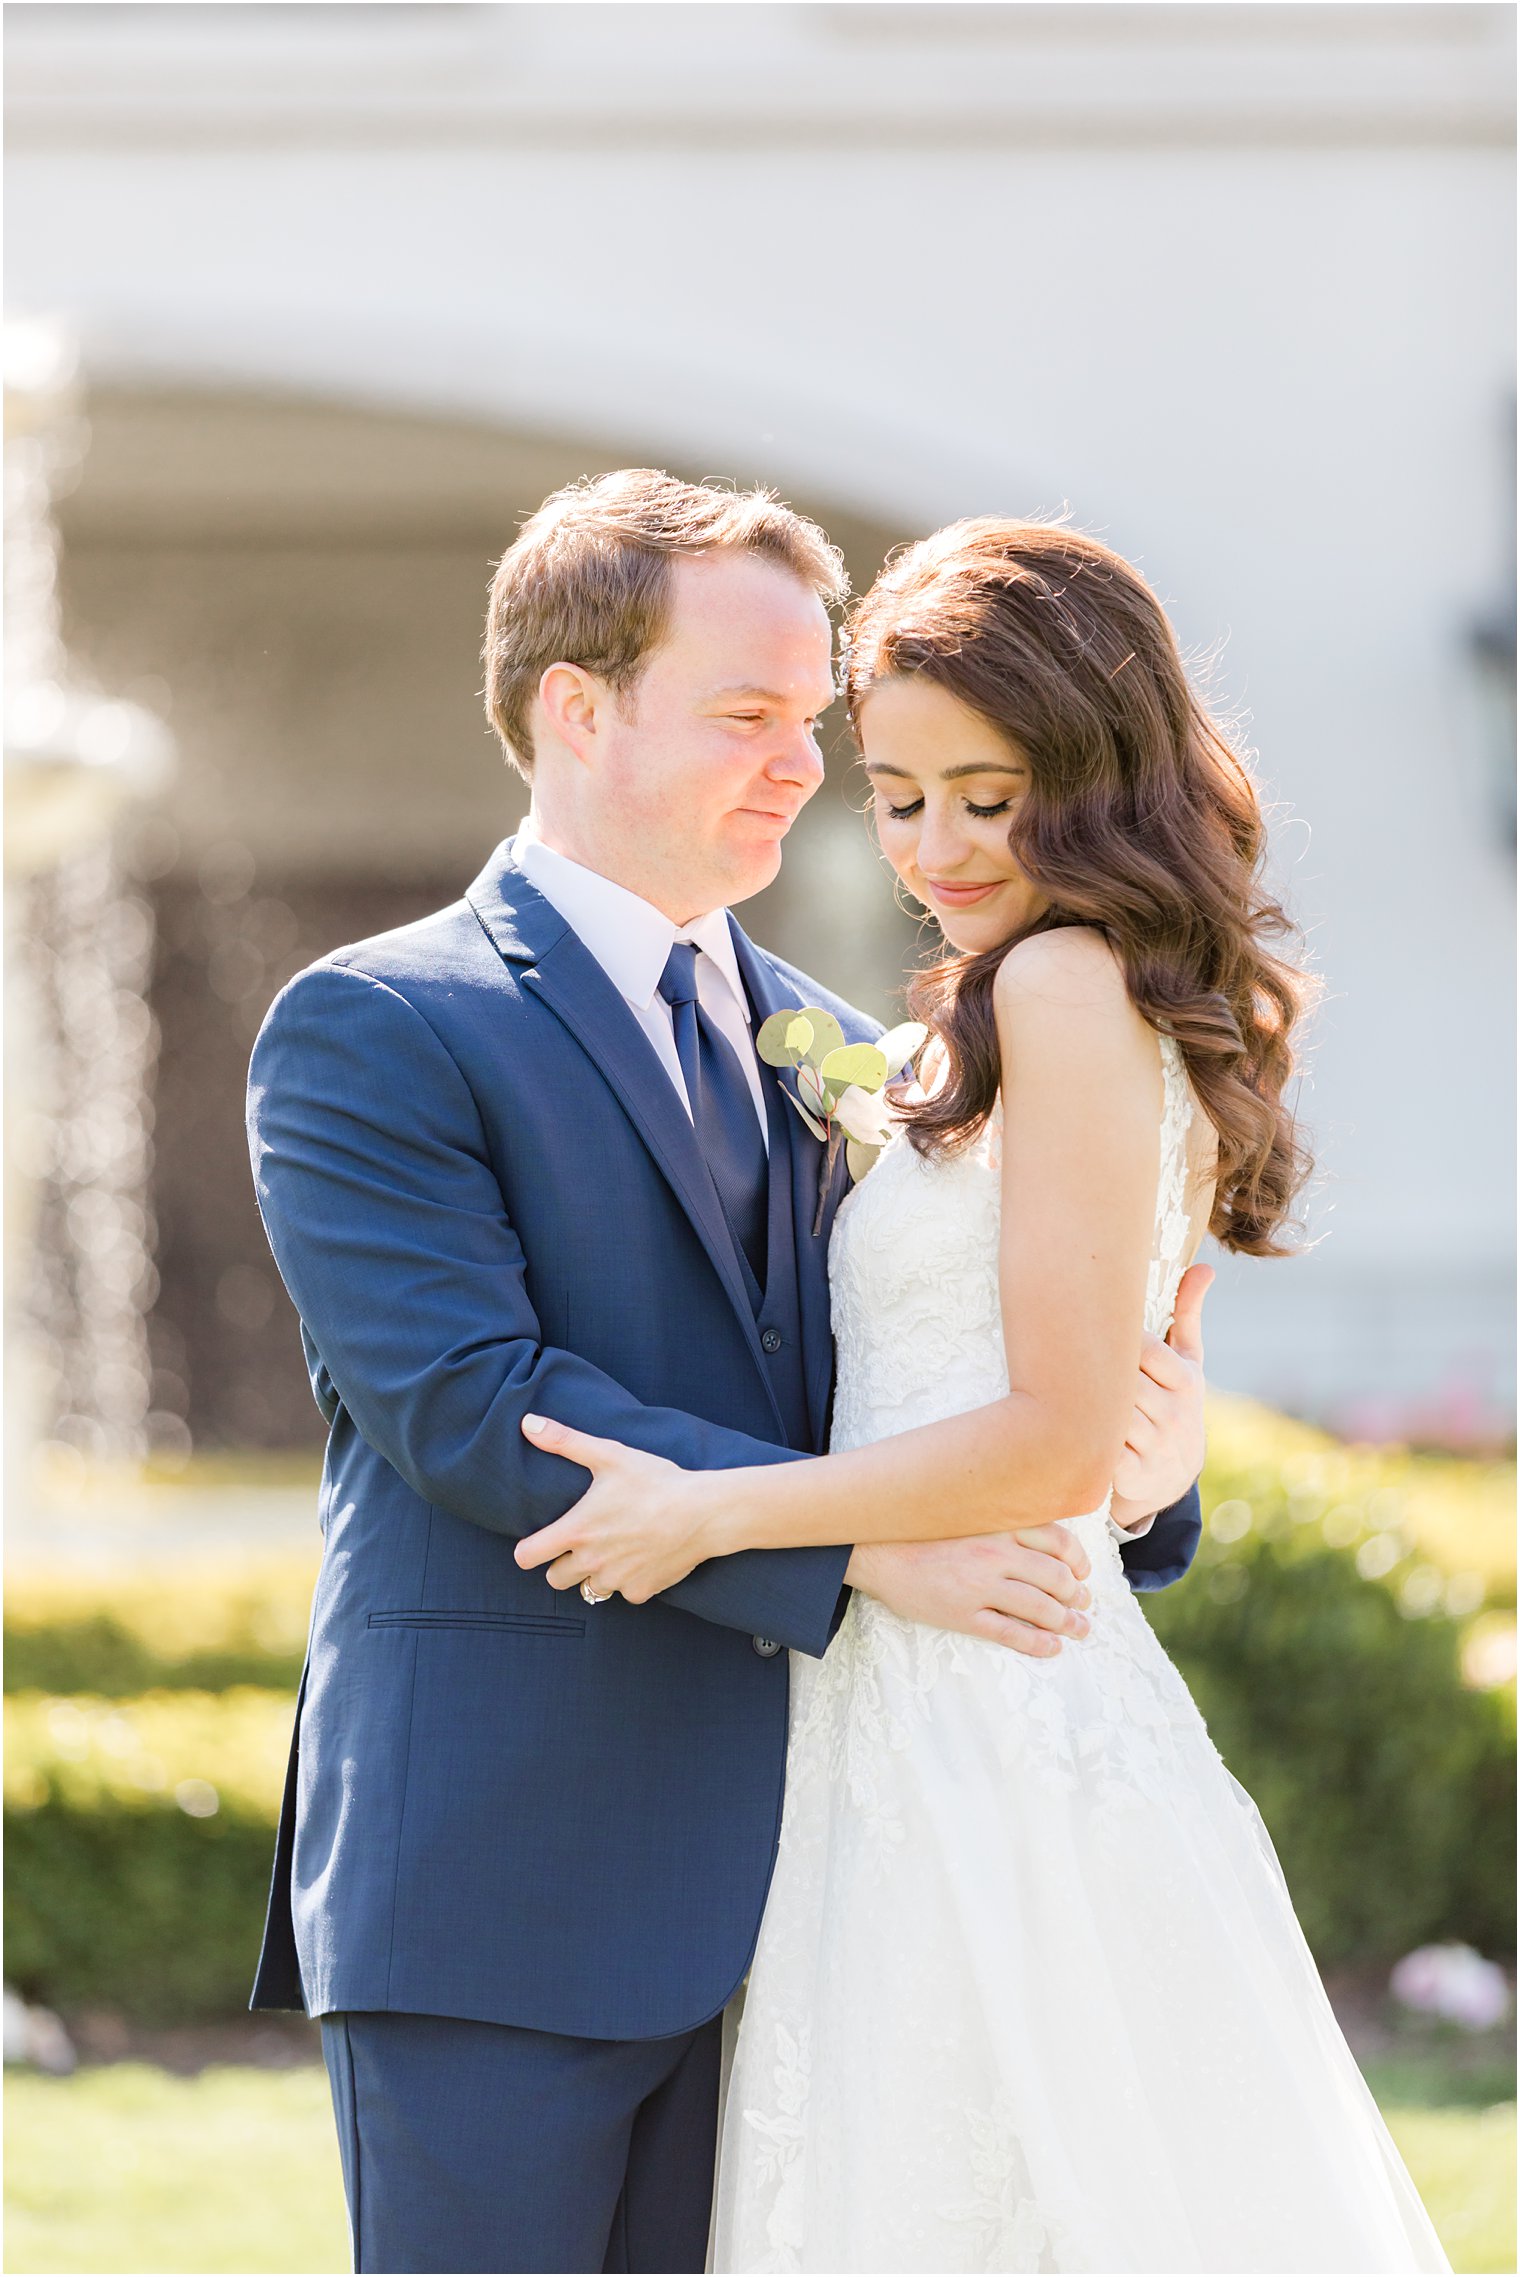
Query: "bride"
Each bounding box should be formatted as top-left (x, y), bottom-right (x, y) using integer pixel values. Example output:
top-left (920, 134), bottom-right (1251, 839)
top-left (516, 520), bottom-right (1449, 2273)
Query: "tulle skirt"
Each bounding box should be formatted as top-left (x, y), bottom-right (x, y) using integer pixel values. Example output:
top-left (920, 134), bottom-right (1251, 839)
top-left (713, 1517), bottom-right (1448, 2275)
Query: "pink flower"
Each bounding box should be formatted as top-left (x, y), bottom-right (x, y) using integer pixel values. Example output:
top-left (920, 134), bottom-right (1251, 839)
top-left (1389, 1943), bottom-right (1511, 2032)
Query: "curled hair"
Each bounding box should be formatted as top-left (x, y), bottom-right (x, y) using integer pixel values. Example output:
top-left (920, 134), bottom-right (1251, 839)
top-left (845, 519), bottom-right (1313, 1256)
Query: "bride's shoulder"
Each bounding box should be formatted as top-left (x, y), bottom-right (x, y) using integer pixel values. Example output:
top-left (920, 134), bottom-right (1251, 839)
top-left (991, 924), bottom-right (1129, 1015)
top-left (991, 928), bottom-right (1155, 1086)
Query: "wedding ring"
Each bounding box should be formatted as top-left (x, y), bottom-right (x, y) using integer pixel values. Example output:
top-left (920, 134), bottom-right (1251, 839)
top-left (580, 1580), bottom-right (615, 1606)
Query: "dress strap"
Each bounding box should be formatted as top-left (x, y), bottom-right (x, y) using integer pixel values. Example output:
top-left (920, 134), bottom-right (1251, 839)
top-left (1146, 1037), bottom-right (1196, 1338)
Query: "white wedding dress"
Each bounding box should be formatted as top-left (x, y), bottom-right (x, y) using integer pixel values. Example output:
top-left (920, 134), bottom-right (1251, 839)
top-left (713, 1039), bottom-right (1448, 2275)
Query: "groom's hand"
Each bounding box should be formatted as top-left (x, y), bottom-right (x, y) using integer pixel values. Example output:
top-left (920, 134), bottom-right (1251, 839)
top-left (1110, 1260), bottom-right (1212, 1530)
top-left (845, 1530), bottom-right (1092, 1657)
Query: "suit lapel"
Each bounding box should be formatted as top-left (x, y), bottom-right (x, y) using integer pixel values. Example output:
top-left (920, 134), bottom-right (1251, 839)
top-left (729, 921), bottom-right (847, 1450)
top-left (466, 843), bottom-right (781, 1408)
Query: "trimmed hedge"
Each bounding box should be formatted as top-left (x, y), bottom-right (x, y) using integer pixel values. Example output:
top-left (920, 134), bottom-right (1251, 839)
top-left (3, 1411), bottom-right (1514, 2019)
top-left (1145, 1395), bottom-right (1516, 1969)
top-left (1146, 1538), bottom-right (1514, 1967)
top-left (4, 1559), bottom-right (312, 1696)
top-left (1198, 1394), bottom-right (1516, 1605)
top-left (4, 1691), bottom-right (291, 2022)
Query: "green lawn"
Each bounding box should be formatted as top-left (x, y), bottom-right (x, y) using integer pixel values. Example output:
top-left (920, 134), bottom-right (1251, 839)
top-left (4, 2064), bottom-right (1514, 2274)
top-left (1383, 2104), bottom-right (1517, 2276)
top-left (5, 2066), bottom-right (349, 2276)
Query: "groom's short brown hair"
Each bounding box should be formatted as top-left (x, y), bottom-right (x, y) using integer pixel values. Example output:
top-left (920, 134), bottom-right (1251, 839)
top-left (483, 469), bottom-right (848, 776)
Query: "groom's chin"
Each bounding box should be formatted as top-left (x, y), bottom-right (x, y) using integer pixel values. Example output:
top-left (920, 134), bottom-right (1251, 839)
top-left (721, 834), bottom-right (787, 904)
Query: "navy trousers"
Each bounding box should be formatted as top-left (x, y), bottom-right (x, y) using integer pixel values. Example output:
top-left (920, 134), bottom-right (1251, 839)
top-left (322, 2010), bottom-right (724, 2274)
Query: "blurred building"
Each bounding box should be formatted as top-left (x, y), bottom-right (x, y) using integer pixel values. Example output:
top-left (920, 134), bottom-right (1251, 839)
top-left (4, 1), bottom-right (1514, 1450)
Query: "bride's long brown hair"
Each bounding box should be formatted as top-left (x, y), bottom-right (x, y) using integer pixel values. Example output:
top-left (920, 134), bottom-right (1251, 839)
top-left (845, 519), bottom-right (1313, 1256)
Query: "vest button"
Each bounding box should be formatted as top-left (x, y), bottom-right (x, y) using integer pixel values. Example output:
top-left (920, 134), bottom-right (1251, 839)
top-left (752, 1636), bottom-right (782, 1658)
top-left (760, 1328), bottom-right (783, 1354)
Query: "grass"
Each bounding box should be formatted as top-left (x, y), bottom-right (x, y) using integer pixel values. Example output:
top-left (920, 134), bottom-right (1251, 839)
top-left (1383, 2104), bottom-right (1517, 2275)
top-left (4, 2065), bottom-right (350, 2276)
top-left (3, 2064), bottom-right (1514, 2276)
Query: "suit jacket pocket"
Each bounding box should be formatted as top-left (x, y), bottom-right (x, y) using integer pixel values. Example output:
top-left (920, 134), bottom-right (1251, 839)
top-left (368, 1610), bottom-right (586, 1638)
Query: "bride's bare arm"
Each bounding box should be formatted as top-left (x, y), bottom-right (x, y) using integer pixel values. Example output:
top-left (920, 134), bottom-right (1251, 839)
top-left (514, 930), bottom-right (1175, 1603)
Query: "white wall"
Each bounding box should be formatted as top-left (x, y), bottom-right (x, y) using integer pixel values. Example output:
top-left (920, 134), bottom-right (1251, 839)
top-left (6, 1), bottom-right (1514, 1430)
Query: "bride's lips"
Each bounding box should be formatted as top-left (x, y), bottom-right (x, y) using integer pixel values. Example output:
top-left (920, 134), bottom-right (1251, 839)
top-left (924, 878), bottom-right (1002, 909)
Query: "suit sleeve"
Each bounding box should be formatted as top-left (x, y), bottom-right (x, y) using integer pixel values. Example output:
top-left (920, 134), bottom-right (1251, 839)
top-left (1118, 1484), bottom-right (1202, 1593)
top-left (247, 962), bottom-right (850, 1658)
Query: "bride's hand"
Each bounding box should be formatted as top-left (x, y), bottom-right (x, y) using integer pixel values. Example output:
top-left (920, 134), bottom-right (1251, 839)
top-left (513, 1415), bottom-right (722, 1602)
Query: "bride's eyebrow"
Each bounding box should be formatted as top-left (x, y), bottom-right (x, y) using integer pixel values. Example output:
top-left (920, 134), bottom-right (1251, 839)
top-left (864, 761), bottom-right (1026, 780)
top-left (939, 762), bottom-right (1028, 780)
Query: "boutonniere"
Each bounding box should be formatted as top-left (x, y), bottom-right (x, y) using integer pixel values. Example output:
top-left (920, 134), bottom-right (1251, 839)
top-left (755, 1007), bottom-right (928, 1233)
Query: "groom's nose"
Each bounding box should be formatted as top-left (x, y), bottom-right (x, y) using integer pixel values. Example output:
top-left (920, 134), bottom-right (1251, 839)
top-left (764, 723), bottom-right (827, 790)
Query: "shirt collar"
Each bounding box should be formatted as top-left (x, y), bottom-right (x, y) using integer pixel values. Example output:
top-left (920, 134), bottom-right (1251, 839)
top-left (681, 905), bottom-right (750, 1022)
top-left (511, 817), bottom-right (750, 1023)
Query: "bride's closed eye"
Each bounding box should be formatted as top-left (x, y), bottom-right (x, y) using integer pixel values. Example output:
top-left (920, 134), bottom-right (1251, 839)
top-left (882, 796), bottom-right (1015, 821)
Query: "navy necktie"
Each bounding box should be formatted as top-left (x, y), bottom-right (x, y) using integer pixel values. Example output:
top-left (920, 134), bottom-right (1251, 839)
top-left (658, 942), bottom-right (769, 1291)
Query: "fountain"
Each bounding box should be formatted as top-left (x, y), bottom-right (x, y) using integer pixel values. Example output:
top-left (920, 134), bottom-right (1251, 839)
top-left (4, 317), bottom-right (174, 1525)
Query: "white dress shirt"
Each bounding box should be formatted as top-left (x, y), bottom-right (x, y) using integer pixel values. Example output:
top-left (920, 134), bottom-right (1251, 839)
top-left (511, 817), bottom-right (768, 1149)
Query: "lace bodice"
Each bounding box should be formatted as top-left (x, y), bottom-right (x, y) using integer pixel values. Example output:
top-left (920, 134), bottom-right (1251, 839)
top-left (828, 1036), bottom-right (1196, 1527)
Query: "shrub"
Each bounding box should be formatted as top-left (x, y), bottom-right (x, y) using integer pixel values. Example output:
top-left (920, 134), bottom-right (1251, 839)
top-left (1149, 1539), bottom-right (1514, 1966)
top-left (4, 1690), bottom-right (291, 2022)
top-left (4, 1558), bottom-right (313, 1695)
top-left (1199, 1395), bottom-right (1516, 1608)
top-left (1148, 1402), bottom-right (1516, 1968)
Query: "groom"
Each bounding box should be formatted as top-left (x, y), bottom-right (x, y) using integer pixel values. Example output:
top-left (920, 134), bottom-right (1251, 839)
top-left (247, 470), bottom-right (1208, 2274)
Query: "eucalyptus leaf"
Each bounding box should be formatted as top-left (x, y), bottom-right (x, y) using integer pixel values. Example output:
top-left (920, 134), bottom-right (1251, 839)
top-left (878, 1020), bottom-right (929, 1080)
top-left (784, 1014), bottom-right (815, 1057)
top-left (756, 1010), bottom-right (805, 1067)
top-left (795, 1007), bottom-right (845, 1066)
top-left (820, 1042), bottom-right (888, 1093)
top-left (796, 1063), bottom-right (831, 1120)
top-left (784, 1086), bottom-right (829, 1143)
top-left (846, 1138), bottom-right (883, 1184)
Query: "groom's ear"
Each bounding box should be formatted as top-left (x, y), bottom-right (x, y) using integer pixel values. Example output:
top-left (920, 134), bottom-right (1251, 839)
top-left (537, 662), bottom-right (607, 768)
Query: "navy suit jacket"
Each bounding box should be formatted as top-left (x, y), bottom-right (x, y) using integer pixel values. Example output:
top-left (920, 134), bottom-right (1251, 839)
top-left (247, 838), bottom-right (1201, 2040)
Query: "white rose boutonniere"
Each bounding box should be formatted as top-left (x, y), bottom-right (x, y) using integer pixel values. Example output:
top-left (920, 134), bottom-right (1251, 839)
top-left (755, 1007), bottom-right (928, 1232)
